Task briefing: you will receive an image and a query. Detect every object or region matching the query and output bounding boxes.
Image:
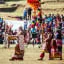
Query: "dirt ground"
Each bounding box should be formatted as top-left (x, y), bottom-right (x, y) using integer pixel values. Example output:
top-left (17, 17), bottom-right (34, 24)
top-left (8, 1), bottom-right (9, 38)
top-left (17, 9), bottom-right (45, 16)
top-left (0, 1), bottom-right (64, 64)
top-left (0, 44), bottom-right (64, 64)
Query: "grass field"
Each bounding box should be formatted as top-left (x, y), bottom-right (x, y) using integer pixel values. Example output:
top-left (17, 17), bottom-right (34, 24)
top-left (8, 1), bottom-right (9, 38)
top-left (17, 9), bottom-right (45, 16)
top-left (0, 44), bottom-right (64, 64)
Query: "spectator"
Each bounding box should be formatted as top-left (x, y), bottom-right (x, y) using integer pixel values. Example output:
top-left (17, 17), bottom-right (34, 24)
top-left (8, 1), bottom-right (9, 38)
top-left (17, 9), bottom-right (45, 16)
top-left (27, 7), bottom-right (32, 20)
top-left (23, 8), bottom-right (27, 20)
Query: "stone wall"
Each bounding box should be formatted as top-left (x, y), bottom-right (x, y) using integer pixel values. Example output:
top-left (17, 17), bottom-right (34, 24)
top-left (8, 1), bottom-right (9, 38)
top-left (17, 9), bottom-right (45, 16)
top-left (0, 0), bottom-right (5, 4)
top-left (0, 5), bottom-right (18, 12)
top-left (41, 0), bottom-right (64, 2)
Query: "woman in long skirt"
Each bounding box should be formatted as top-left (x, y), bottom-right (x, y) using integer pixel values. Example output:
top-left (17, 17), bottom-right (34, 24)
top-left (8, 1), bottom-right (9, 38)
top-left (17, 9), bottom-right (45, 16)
top-left (46, 31), bottom-right (53, 60)
top-left (56, 30), bottom-right (62, 60)
top-left (10, 27), bottom-right (24, 61)
top-left (50, 39), bottom-right (57, 59)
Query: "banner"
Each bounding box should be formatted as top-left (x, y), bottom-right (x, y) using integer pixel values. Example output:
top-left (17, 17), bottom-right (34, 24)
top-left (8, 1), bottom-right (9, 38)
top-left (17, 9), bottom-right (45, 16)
top-left (5, 20), bottom-right (31, 30)
top-left (27, 0), bottom-right (40, 10)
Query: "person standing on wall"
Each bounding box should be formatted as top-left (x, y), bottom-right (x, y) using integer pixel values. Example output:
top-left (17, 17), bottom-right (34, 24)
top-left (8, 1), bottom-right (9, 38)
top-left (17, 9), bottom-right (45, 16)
top-left (23, 8), bottom-right (28, 20)
top-left (27, 7), bottom-right (32, 20)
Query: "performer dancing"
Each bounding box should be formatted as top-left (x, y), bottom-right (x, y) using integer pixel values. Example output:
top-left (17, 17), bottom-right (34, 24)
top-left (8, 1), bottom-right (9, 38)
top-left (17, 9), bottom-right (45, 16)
top-left (10, 27), bottom-right (24, 61)
top-left (56, 30), bottom-right (62, 60)
top-left (38, 32), bottom-right (47, 60)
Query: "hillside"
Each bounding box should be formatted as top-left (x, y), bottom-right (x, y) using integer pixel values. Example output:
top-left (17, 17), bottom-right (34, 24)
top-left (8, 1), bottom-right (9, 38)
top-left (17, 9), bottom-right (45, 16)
top-left (0, 0), bottom-right (64, 20)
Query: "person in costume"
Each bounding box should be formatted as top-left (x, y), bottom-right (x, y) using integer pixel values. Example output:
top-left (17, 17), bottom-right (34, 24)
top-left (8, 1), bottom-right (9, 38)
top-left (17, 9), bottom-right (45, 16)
top-left (46, 29), bottom-right (53, 60)
top-left (10, 27), bottom-right (24, 61)
top-left (50, 39), bottom-right (57, 60)
top-left (56, 30), bottom-right (62, 60)
top-left (50, 30), bottom-right (62, 60)
top-left (38, 32), bottom-right (47, 60)
top-left (31, 25), bottom-right (37, 47)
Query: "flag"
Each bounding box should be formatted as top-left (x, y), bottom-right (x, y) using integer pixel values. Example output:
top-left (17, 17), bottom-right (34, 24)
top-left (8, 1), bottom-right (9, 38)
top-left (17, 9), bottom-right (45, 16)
top-left (27, 0), bottom-right (40, 10)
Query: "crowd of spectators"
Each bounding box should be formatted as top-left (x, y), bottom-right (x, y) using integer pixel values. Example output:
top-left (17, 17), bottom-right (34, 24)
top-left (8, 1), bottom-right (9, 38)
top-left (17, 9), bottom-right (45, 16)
top-left (0, 13), bottom-right (64, 45)
top-left (29, 13), bottom-right (64, 44)
top-left (23, 12), bottom-right (64, 60)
